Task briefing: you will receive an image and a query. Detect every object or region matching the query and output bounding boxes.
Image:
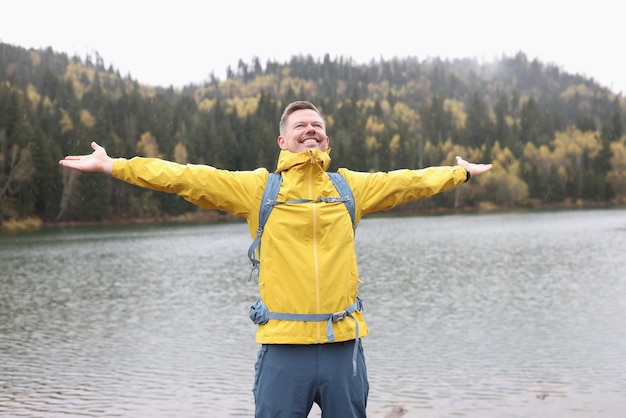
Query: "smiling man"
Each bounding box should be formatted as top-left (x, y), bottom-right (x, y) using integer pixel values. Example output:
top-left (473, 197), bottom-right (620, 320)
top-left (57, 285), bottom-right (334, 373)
top-left (277, 105), bottom-right (329, 152)
top-left (59, 100), bottom-right (492, 417)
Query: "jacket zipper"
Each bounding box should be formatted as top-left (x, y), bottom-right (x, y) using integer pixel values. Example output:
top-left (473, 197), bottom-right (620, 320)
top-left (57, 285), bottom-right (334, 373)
top-left (308, 153), bottom-right (322, 343)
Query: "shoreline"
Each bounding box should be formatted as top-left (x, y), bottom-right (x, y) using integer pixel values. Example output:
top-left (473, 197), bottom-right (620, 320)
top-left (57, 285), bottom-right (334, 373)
top-left (1, 201), bottom-right (621, 232)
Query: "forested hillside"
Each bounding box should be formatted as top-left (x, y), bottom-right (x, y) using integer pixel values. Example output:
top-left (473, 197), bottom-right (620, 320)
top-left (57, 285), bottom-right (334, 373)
top-left (1, 43), bottom-right (625, 229)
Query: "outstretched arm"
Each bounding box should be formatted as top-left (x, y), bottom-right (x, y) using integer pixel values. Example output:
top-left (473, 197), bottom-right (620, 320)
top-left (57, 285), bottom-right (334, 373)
top-left (59, 142), bottom-right (114, 175)
top-left (455, 156), bottom-right (492, 178)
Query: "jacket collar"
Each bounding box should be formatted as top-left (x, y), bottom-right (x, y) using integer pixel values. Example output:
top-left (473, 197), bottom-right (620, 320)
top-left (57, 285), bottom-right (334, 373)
top-left (275, 148), bottom-right (332, 174)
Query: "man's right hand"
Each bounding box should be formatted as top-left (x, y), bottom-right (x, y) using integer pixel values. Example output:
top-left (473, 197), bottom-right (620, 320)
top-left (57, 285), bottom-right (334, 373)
top-left (59, 141), bottom-right (114, 175)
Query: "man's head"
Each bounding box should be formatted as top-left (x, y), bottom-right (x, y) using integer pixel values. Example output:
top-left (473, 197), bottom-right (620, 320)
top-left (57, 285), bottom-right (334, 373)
top-left (277, 101), bottom-right (329, 153)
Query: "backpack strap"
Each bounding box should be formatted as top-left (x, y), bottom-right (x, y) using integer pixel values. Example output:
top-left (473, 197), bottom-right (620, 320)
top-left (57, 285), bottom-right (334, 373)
top-left (327, 172), bottom-right (356, 233)
top-left (246, 172), bottom-right (362, 376)
top-left (247, 172), bottom-right (356, 280)
top-left (249, 296), bottom-right (364, 376)
top-left (247, 172), bottom-right (282, 279)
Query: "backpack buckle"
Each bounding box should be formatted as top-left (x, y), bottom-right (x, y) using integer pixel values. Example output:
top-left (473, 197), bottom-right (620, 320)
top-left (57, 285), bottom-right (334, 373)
top-left (331, 311), bottom-right (347, 322)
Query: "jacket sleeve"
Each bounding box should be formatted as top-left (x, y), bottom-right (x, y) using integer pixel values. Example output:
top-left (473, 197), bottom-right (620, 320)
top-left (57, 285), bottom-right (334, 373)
top-left (112, 157), bottom-right (265, 217)
top-left (339, 165), bottom-right (468, 216)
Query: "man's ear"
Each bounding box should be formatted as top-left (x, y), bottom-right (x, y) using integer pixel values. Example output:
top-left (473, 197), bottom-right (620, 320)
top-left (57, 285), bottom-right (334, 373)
top-left (277, 135), bottom-right (288, 150)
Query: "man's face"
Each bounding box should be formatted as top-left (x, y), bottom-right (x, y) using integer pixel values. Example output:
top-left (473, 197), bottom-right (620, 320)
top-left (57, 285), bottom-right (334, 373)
top-left (277, 109), bottom-right (329, 153)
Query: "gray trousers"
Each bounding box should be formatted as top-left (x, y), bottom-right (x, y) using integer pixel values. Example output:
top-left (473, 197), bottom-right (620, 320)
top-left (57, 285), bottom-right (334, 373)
top-left (253, 339), bottom-right (369, 417)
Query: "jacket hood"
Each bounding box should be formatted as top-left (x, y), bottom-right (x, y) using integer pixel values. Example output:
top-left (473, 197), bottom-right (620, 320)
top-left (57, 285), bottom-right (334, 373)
top-left (275, 148), bottom-right (332, 173)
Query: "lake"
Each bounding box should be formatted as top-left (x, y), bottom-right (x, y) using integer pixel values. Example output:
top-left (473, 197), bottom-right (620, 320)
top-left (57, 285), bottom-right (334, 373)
top-left (1, 208), bottom-right (625, 417)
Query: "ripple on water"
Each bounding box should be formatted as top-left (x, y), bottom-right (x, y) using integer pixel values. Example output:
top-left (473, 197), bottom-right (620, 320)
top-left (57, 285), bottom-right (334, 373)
top-left (2, 211), bottom-right (626, 417)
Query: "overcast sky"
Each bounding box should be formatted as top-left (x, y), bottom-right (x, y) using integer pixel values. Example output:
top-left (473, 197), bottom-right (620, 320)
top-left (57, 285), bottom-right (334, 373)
top-left (2, 0), bottom-right (624, 94)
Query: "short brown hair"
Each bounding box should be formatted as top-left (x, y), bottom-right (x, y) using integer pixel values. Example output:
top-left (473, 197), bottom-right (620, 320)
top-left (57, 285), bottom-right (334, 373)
top-left (279, 101), bottom-right (324, 135)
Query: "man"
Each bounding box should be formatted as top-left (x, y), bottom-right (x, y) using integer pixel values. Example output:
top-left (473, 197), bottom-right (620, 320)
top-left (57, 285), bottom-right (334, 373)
top-left (59, 100), bottom-right (492, 417)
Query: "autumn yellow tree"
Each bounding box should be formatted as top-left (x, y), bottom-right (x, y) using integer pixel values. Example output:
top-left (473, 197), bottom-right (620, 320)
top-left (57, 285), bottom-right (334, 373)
top-left (552, 127), bottom-right (602, 201)
top-left (127, 132), bottom-right (164, 218)
top-left (136, 132), bottom-right (163, 158)
top-left (480, 142), bottom-right (529, 205)
top-left (607, 138), bottom-right (626, 203)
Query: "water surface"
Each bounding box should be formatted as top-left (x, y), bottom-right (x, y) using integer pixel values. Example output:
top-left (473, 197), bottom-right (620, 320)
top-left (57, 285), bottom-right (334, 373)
top-left (1, 209), bottom-right (625, 417)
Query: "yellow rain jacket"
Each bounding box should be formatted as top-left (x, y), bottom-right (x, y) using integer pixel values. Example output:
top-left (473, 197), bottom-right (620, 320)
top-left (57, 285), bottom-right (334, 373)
top-left (112, 148), bottom-right (468, 345)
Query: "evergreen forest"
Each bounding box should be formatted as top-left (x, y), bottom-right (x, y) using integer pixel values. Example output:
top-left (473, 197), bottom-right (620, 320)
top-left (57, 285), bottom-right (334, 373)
top-left (1, 43), bottom-right (625, 229)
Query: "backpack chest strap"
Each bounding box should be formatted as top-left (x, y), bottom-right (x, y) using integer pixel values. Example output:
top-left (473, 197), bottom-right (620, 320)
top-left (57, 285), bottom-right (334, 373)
top-left (247, 172), bottom-right (356, 280)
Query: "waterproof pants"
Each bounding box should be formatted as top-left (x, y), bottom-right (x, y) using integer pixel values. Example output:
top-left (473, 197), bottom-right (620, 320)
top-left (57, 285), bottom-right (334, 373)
top-left (253, 339), bottom-right (369, 418)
